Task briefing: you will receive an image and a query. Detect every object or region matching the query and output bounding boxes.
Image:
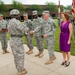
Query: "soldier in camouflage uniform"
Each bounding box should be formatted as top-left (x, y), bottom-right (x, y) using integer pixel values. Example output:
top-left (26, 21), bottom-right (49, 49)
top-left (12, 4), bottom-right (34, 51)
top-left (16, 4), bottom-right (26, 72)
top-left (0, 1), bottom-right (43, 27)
top-left (30, 10), bottom-right (44, 58)
top-left (8, 9), bottom-right (28, 75)
top-left (42, 11), bottom-right (56, 64)
top-left (31, 11), bottom-right (56, 64)
top-left (23, 13), bottom-right (33, 55)
top-left (0, 14), bottom-right (9, 54)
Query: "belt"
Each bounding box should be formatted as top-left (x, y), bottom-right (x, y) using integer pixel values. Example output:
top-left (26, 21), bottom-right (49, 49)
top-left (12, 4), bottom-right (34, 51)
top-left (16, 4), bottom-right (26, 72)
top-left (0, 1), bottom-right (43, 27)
top-left (11, 35), bottom-right (23, 37)
top-left (61, 32), bottom-right (69, 34)
top-left (60, 31), bottom-right (65, 34)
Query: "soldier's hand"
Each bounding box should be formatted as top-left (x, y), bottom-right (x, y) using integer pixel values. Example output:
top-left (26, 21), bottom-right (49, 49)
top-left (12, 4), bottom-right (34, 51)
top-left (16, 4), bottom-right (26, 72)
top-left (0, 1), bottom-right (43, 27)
top-left (44, 34), bottom-right (48, 38)
top-left (30, 31), bottom-right (35, 34)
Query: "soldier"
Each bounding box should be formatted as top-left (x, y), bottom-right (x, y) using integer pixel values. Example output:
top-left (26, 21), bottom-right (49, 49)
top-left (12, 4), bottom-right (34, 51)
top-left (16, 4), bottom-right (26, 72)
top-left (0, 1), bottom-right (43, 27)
top-left (42, 11), bottom-right (56, 65)
top-left (30, 10), bottom-right (44, 58)
top-left (8, 9), bottom-right (28, 75)
top-left (0, 14), bottom-right (9, 54)
top-left (23, 13), bottom-right (33, 55)
top-left (31, 11), bottom-right (56, 64)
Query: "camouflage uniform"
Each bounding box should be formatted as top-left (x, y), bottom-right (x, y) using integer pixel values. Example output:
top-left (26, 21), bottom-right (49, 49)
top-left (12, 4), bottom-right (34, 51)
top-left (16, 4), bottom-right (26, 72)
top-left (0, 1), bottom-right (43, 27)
top-left (35, 11), bottom-right (56, 63)
top-left (41, 18), bottom-right (56, 58)
top-left (23, 13), bottom-right (33, 50)
top-left (32, 11), bottom-right (44, 53)
top-left (0, 14), bottom-right (8, 52)
top-left (8, 9), bottom-right (28, 73)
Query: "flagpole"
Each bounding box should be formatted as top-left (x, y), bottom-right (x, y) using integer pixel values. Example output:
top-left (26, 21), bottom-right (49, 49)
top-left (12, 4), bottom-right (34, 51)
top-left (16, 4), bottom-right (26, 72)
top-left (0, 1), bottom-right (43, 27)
top-left (58, 0), bottom-right (61, 26)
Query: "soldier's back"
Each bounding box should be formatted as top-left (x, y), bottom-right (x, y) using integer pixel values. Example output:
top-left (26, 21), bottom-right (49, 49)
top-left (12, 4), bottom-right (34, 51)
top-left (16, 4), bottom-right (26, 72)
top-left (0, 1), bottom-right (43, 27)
top-left (8, 18), bottom-right (22, 35)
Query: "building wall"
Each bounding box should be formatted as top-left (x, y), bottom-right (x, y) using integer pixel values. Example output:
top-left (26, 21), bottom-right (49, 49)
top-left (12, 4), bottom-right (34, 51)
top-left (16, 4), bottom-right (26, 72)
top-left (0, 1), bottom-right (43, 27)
top-left (4, 4), bottom-right (62, 19)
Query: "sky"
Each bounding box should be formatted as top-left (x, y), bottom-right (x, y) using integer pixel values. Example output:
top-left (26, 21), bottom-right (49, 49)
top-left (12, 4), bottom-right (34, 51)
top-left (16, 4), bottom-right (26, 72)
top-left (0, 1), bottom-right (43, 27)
top-left (1, 0), bottom-right (72, 6)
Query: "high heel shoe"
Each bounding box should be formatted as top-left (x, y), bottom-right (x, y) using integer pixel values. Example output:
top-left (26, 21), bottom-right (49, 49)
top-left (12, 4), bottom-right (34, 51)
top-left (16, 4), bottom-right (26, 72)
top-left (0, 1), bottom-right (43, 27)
top-left (61, 61), bottom-right (66, 65)
top-left (65, 62), bottom-right (70, 67)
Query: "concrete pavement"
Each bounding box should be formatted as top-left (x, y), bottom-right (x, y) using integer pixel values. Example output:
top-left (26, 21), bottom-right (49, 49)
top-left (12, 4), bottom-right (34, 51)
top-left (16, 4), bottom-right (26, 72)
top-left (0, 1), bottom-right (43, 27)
top-left (0, 42), bottom-right (75, 75)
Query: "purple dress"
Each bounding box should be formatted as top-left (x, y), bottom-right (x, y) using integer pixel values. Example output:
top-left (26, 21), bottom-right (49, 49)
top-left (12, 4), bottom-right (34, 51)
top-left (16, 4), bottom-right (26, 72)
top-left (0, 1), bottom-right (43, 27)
top-left (60, 21), bottom-right (71, 52)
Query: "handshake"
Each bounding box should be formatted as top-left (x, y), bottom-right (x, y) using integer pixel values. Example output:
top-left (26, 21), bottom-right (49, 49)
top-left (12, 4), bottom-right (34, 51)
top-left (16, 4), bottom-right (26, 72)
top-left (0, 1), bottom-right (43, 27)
top-left (0, 28), bottom-right (8, 32)
top-left (30, 30), bottom-right (48, 38)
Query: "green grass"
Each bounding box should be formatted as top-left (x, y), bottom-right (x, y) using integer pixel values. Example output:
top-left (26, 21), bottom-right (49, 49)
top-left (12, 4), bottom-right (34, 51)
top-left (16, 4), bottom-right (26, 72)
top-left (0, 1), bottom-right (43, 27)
top-left (7, 19), bottom-right (75, 56)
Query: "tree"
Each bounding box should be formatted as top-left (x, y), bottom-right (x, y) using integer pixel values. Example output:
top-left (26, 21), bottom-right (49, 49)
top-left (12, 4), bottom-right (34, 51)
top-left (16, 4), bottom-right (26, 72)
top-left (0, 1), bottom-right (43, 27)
top-left (11, 0), bottom-right (25, 12)
top-left (60, 5), bottom-right (64, 12)
top-left (0, 0), bottom-right (8, 13)
top-left (29, 4), bottom-right (43, 11)
top-left (28, 4), bottom-right (43, 15)
top-left (64, 5), bottom-right (72, 11)
top-left (45, 2), bottom-right (58, 11)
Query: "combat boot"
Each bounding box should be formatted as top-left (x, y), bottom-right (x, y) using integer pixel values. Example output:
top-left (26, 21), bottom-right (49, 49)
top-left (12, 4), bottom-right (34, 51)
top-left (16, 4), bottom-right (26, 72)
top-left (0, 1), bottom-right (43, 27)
top-left (3, 51), bottom-right (6, 54)
top-left (26, 50), bottom-right (33, 55)
top-left (39, 52), bottom-right (44, 58)
top-left (26, 50), bottom-right (30, 54)
top-left (45, 59), bottom-right (53, 65)
top-left (50, 55), bottom-right (56, 61)
top-left (22, 69), bottom-right (27, 74)
top-left (17, 72), bottom-right (23, 75)
top-left (5, 50), bottom-right (10, 53)
top-left (17, 69), bottom-right (27, 75)
top-left (35, 52), bottom-right (40, 57)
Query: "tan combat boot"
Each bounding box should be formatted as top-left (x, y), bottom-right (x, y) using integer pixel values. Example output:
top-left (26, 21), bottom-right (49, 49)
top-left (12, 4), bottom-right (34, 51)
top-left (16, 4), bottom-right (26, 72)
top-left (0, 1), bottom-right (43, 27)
top-left (35, 51), bottom-right (44, 57)
top-left (39, 52), bottom-right (44, 58)
top-left (17, 72), bottom-right (23, 75)
top-left (17, 69), bottom-right (27, 75)
top-left (5, 50), bottom-right (10, 53)
top-left (50, 55), bottom-right (56, 61)
top-left (3, 51), bottom-right (6, 54)
top-left (26, 50), bottom-right (30, 54)
top-left (35, 52), bottom-right (40, 57)
top-left (45, 59), bottom-right (53, 65)
top-left (22, 69), bottom-right (27, 74)
top-left (26, 50), bottom-right (33, 55)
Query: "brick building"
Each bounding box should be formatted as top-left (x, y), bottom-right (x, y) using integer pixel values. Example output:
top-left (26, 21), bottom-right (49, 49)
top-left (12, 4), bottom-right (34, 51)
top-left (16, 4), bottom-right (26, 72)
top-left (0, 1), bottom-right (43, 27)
top-left (4, 4), bottom-right (63, 19)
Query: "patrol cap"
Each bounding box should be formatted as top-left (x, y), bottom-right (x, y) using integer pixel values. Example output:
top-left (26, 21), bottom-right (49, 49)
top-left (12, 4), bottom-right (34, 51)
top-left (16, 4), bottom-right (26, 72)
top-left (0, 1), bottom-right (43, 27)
top-left (10, 9), bottom-right (20, 16)
top-left (32, 10), bottom-right (38, 15)
top-left (23, 13), bottom-right (28, 16)
top-left (42, 11), bottom-right (49, 14)
top-left (0, 14), bottom-right (3, 17)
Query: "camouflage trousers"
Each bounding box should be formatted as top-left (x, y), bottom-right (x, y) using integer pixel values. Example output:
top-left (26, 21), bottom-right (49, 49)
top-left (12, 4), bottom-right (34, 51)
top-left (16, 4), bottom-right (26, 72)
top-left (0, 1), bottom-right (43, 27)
top-left (10, 37), bottom-right (25, 72)
top-left (45, 35), bottom-right (55, 58)
top-left (0, 33), bottom-right (8, 50)
top-left (26, 34), bottom-right (33, 50)
top-left (34, 36), bottom-right (44, 52)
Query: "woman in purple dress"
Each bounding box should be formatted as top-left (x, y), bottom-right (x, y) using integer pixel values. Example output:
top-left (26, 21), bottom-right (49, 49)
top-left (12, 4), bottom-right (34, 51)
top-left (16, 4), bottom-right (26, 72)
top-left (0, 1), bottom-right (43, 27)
top-left (60, 13), bottom-right (73, 67)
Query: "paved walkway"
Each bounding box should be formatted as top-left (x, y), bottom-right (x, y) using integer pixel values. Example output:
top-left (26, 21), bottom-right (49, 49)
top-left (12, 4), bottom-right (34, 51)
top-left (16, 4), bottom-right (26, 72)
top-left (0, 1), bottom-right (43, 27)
top-left (0, 42), bottom-right (75, 75)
